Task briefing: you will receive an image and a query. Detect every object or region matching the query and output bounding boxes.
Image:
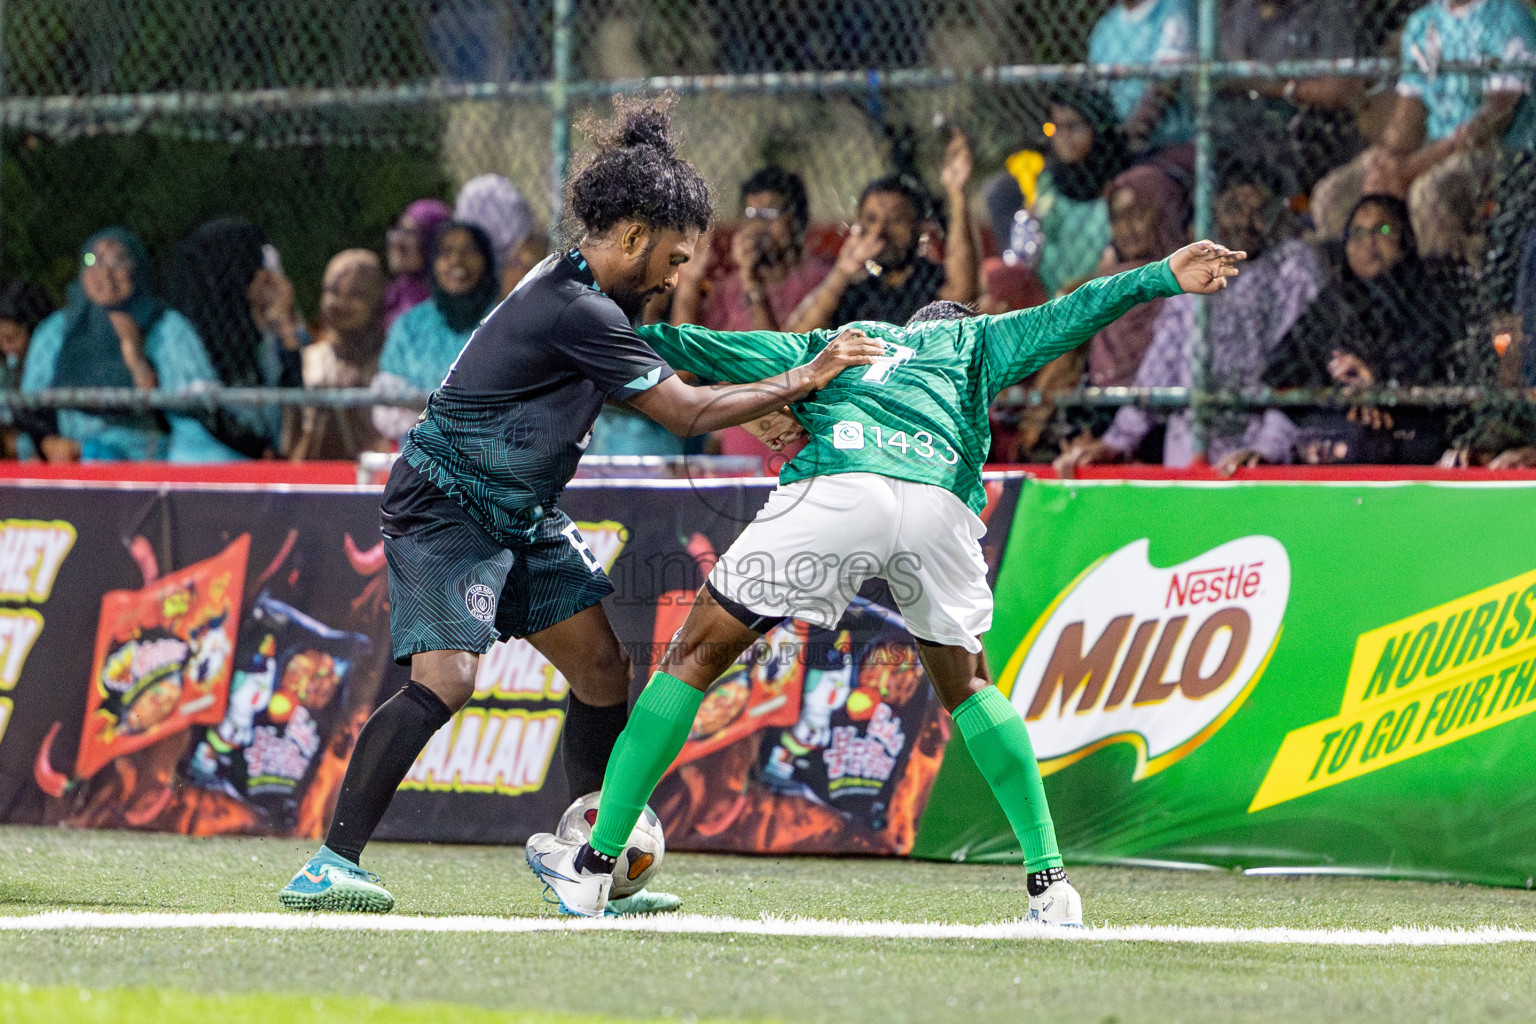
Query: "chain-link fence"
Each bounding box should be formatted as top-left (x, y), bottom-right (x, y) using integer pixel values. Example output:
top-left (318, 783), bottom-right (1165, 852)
top-left (2, 0), bottom-right (1536, 466)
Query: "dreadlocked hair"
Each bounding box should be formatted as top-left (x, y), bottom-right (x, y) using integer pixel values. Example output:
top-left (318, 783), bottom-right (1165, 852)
top-left (566, 93), bottom-right (712, 241)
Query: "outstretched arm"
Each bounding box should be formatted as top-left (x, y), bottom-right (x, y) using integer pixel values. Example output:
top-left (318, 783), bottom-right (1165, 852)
top-left (627, 328), bottom-right (883, 437)
top-left (981, 241), bottom-right (1246, 392)
top-left (936, 132), bottom-right (979, 305)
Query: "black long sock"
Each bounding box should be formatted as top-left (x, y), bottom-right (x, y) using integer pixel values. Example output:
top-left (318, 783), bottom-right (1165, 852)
top-left (324, 681), bottom-right (453, 864)
top-left (562, 693), bottom-right (629, 801)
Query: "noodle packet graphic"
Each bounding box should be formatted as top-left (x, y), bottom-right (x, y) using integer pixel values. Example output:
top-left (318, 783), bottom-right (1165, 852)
top-left (76, 536), bottom-right (250, 779)
top-left (186, 590), bottom-right (371, 827)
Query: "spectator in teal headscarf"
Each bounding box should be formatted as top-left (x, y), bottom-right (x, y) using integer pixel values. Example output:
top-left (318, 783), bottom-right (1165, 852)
top-left (21, 227), bottom-right (233, 462)
top-left (372, 220), bottom-right (500, 441)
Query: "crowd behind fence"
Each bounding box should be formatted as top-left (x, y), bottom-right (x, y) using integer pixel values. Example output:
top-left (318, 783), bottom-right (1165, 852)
top-left (1, 0), bottom-right (1535, 470)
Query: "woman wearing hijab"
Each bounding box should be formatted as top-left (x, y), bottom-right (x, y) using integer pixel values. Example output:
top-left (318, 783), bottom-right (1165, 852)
top-left (1084, 163), bottom-right (1190, 390)
top-left (1031, 88), bottom-right (1131, 297)
top-left (991, 160), bottom-right (1186, 458)
top-left (1264, 194), bottom-right (1464, 464)
top-left (454, 174), bottom-right (540, 297)
top-left (161, 218), bottom-right (306, 458)
top-left (291, 249), bottom-right (391, 461)
top-left (372, 221), bottom-right (499, 442)
top-left (21, 228), bottom-right (230, 462)
top-left (383, 199), bottom-right (452, 331)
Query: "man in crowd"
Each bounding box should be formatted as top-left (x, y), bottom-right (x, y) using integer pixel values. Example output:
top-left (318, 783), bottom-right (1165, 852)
top-left (670, 167), bottom-right (832, 333)
top-left (1088, 0), bottom-right (1196, 155)
top-left (1311, 0), bottom-right (1536, 260)
top-left (1215, 0), bottom-right (1367, 195)
top-left (787, 134), bottom-right (978, 332)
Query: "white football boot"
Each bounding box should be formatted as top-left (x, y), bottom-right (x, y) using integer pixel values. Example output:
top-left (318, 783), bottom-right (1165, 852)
top-left (525, 832), bottom-right (612, 918)
top-left (608, 890), bottom-right (683, 915)
top-left (1027, 879), bottom-right (1083, 927)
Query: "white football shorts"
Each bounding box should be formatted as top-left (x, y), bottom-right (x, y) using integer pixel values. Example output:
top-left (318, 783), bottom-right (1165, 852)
top-left (707, 472), bottom-right (992, 653)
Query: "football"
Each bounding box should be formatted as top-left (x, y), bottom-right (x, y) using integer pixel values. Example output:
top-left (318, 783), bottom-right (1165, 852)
top-left (556, 791), bottom-right (666, 899)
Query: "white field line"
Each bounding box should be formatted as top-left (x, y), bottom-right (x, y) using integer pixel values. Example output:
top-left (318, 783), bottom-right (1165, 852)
top-left (0, 911), bottom-right (1533, 946)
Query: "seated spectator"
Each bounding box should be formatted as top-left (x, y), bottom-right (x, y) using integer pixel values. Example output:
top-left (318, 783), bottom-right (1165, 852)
top-left (673, 167), bottom-right (832, 332)
top-left (1310, 0), bottom-right (1536, 261)
top-left (1265, 194), bottom-right (1464, 464)
top-left (371, 222), bottom-right (499, 442)
top-left (671, 167), bottom-right (832, 463)
top-left (163, 218), bottom-right (306, 458)
top-left (981, 259), bottom-right (1053, 462)
top-left (0, 281), bottom-right (56, 459)
top-left (292, 250), bottom-right (391, 461)
top-left (22, 228), bottom-right (232, 463)
top-left (1088, 0), bottom-right (1196, 155)
top-left (1056, 166), bottom-right (1322, 473)
top-left (985, 87), bottom-right (1130, 299)
top-left (787, 134), bottom-right (977, 331)
top-left (1084, 163), bottom-right (1189, 391)
top-left (1215, 0), bottom-right (1366, 194)
top-left (455, 174), bottom-right (544, 297)
top-left (383, 198), bottom-right (452, 331)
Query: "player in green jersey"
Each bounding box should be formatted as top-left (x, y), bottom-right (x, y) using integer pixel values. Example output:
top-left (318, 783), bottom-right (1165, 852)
top-left (526, 239), bottom-right (1245, 921)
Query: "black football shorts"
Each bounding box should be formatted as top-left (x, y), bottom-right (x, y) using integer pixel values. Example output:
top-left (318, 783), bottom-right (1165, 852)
top-left (381, 461), bottom-right (614, 665)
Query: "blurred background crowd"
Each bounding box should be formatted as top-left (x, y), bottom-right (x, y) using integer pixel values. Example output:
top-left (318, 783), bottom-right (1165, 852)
top-left (2, 0), bottom-right (1535, 470)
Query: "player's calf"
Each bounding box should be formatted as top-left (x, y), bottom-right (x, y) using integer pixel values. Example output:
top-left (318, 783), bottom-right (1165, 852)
top-left (915, 642), bottom-right (1081, 924)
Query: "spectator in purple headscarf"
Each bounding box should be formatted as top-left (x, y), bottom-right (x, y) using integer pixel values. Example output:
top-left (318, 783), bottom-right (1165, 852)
top-left (383, 199), bottom-right (453, 330)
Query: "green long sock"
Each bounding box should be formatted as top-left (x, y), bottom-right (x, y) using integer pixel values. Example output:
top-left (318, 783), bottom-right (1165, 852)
top-left (952, 685), bottom-right (1062, 872)
top-left (589, 671), bottom-right (704, 858)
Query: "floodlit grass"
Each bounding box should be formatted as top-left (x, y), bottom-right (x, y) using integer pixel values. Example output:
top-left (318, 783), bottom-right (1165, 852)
top-left (2, 825), bottom-right (1535, 1024)
top-left (0, 984), bottom-right (683, 1024)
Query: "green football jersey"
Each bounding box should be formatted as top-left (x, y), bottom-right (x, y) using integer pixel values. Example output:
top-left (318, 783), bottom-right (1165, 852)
top-left (638, 258), bottom-right (1181, 513)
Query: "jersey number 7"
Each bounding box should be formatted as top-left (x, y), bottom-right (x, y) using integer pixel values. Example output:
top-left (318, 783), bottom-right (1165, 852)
top-left (861, 343), bottom-right (916, 385)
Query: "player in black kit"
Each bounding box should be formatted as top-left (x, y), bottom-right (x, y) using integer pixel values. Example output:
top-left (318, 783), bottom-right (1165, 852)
top-left (279, 96), bottom-right (882, 914)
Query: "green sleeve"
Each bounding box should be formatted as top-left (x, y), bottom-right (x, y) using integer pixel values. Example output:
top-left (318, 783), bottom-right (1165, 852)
top-left (636, 323), bottom-right (813, 383)
top-left (978, 259), bottom-right (1182, 393)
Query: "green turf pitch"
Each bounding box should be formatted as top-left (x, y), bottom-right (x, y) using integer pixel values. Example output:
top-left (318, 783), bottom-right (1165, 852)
top-left (3, 826), bottom-right (1536, 1024)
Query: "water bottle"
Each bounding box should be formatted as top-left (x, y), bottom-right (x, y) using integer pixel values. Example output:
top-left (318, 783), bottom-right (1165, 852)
top-left (1005, 208), bottom-right (1044, 269)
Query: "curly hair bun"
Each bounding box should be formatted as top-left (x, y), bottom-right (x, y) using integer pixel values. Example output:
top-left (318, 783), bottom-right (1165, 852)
top-left (566, 92), bottom-right (711, 238)
top-left (584, 97), bottom-right (677, 156)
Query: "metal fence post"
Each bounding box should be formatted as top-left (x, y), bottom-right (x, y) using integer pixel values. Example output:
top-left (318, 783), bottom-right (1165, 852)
top-left (548, 0), bottom-right (574, 246)
top-left (1190, 0), bottom-right (1218, 462)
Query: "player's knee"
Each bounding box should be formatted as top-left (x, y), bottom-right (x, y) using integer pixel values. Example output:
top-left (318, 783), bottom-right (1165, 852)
top-left (411, 650), bottom-right (479, 713)
top-left (567, 644), bottom-right (633, 705)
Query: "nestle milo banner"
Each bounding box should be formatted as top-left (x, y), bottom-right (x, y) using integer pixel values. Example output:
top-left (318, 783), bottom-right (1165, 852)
top-left (913, 479), bottom-right (1536, 887)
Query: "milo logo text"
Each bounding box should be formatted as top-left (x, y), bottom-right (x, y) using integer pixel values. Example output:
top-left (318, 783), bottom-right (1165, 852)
top-left (999, 537), bottom-right (1290, 779)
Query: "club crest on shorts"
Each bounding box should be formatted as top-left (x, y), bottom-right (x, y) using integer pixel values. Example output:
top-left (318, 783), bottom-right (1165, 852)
top-left (465, 583), bottom-right (497, 623)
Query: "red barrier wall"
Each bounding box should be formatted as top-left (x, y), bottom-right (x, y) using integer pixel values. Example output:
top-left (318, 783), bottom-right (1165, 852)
top-left (6, 461), bottom-right (1536, 488)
